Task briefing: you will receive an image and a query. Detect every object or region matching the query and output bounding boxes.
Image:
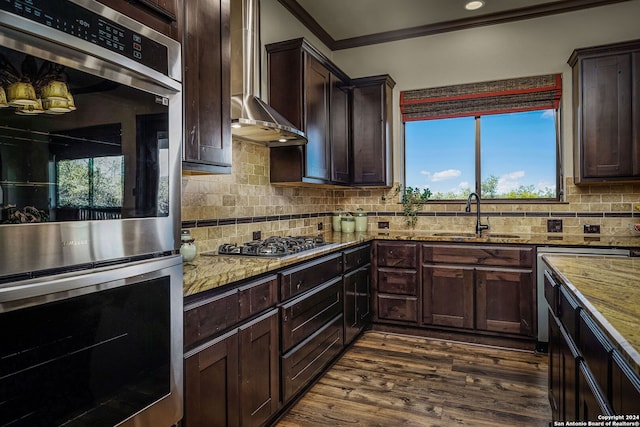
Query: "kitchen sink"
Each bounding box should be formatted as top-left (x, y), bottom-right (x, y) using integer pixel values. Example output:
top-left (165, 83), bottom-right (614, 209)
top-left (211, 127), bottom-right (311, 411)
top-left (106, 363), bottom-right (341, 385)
top-left (431, 232), bottom-right (477, 238)
top-left (487, 233), bottom-right (522, 239)
top-left (431, 232), bottom-right (522, 239)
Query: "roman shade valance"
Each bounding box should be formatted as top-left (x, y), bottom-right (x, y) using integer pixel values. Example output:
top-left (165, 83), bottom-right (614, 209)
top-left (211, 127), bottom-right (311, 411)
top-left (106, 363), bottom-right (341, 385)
top-left (400, 74), bottom-right (562, 122)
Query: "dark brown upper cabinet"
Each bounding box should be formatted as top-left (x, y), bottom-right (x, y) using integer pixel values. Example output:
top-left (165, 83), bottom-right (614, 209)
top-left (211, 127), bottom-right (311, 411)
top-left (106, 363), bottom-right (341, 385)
top-left (266, 38), bottom-right (351, 185)
top-left (569, 39), bottom-right (640, 184)
top-left (96, 0), bottom-right (180, 39)
top-left (182, 0), bottom-right (232, 174)
top-left (351, 75), bottom-right (395, 187)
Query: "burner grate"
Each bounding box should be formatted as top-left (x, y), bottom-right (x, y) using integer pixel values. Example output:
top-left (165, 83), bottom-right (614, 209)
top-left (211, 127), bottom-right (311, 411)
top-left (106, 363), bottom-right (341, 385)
top-left (218, 235), bottom-right (326, 257)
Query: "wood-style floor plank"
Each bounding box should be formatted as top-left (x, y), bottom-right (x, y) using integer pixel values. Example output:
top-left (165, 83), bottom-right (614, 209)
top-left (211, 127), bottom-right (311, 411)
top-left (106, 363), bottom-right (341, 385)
top-left (274, 332), bottom-right (551, 427)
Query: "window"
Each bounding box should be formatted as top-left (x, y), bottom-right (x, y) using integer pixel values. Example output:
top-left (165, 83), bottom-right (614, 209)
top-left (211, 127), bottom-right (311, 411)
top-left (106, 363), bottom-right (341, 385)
top-left (401, 74), bottom-right (561, 200)
top-left (57, 156), bottom-right (123, 208)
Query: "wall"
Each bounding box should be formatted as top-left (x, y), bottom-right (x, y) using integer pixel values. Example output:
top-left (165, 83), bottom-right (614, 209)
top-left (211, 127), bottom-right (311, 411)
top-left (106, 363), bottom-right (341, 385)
top-left (181, 0), bottom-right (640, 253)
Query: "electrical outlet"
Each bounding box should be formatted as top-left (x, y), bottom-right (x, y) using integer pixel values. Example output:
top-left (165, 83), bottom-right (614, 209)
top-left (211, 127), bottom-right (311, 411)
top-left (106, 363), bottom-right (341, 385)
top-left (317, 222), bottom-right (323, 231)
top-left (378, 221), bottom-right (390, 229)
top-left (584, 224), bottom-right (600, 234)
top-left (547, 219), bottom-right (563, 233)
top-left (252, 230), bottom-right (261, 240)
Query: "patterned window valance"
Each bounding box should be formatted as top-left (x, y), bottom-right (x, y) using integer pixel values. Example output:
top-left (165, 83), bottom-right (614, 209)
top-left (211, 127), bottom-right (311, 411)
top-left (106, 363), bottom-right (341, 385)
top-left (400, 74), bottom-right (562, 122)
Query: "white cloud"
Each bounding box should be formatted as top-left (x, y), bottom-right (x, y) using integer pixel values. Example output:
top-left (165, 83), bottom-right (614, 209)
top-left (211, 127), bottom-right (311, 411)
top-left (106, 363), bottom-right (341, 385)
top-left (431, 169), bottom-right (461, 182)
top-left (496, 171), bottom-right (525, 193)
top-left (419, 170), bottom-right (430, 176)
top-left (541, 109), bottom-right (555, 119)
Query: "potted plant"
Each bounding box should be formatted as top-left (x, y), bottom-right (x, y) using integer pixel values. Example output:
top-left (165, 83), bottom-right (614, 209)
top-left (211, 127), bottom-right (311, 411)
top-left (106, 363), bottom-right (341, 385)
top-left (384, 184), bottom-right (431, 227)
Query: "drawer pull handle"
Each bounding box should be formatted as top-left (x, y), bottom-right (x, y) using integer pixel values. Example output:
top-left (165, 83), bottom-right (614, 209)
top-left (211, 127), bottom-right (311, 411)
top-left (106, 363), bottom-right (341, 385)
top-left (296, 280), bottom-right (303, 290)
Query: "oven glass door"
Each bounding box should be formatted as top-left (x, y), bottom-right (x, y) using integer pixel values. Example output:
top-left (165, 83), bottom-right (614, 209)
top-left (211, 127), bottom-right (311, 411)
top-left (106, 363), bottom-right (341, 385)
top-left (0, 266), bottom-right (178, 426)
top-left (0, 43), bottom-right (170, 224)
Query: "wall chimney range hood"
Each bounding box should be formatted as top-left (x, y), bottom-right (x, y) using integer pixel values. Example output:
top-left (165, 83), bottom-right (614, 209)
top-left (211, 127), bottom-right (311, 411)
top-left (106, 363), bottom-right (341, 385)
top-left (230, 0), bottom-right (307, 146)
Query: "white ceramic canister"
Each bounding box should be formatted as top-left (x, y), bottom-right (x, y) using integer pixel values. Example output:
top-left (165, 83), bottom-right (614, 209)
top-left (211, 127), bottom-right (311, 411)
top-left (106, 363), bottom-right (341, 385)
top-left (353, 208), bottom-right (368, 232)
top-left (180, 229), bottom-right (197, 262)
top-left (341, 216), bottom-right (355, 233)
top-left (332, 208), bottom-right (344, 232)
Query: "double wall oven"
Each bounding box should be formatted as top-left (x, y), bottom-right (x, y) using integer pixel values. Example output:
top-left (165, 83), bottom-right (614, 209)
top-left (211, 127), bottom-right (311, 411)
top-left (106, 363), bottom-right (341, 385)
top-left (0, 1), bottom-right (183, 426)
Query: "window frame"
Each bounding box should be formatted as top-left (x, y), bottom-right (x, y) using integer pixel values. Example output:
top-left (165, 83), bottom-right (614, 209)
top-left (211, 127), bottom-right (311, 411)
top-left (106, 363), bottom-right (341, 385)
top-left (403, 108), bottom-right (563, 202)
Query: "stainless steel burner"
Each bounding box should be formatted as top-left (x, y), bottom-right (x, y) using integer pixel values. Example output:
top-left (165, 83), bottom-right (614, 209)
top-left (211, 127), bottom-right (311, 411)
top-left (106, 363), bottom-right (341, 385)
top-left (218, 235), bottom-right (326, 257)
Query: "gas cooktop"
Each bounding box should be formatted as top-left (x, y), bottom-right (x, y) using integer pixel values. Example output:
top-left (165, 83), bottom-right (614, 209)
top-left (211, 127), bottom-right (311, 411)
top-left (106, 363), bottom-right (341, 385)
top-left (218, 235), bottom-right (328, 257)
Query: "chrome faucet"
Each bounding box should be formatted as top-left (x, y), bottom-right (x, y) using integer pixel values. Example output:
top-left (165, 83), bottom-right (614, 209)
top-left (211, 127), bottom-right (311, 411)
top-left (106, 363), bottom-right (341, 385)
top-left (465, 192), bottom-right (489, 236)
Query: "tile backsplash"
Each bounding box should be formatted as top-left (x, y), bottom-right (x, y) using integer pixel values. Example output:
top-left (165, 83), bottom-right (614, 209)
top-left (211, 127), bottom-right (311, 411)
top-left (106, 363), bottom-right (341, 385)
top-left (182, 140), bottom-right (640, 252)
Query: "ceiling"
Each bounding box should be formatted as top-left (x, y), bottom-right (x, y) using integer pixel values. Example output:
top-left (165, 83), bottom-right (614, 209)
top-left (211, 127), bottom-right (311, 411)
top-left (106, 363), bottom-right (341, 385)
top-left (275, 0), bottom-right (631, 50)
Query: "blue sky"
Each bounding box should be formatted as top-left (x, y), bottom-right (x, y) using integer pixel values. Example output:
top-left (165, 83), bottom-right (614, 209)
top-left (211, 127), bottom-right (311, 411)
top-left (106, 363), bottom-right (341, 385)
top-left (405, 110), bottom-right (556, 197)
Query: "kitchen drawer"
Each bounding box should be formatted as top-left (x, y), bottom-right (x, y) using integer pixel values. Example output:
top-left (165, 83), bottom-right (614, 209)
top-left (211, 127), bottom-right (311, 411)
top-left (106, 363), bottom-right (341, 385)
top-left (184, 274), bottom-right (278, 349)
top-left (280, 277), bottom-right (343, 352)
top-left (238, 276), bottom-right (277, 320)
top-left (611, 350), bottom-right (640, 415)
top-left (377, 294), bottom-right (418, 323)
top-left (344, 244), bottom-right (371, 272)
top-left (558, 285), bottom-right (581, 341)
top-left (281, 314), bottom-right (343, 403)
top-left (376, 242), bottom-right (417, 268)
top-left (377, 268), bottom-right (417, 295)
top-left (280, 253), bottom-right (343, 300)
top-left (578, 311), bottom-right (612, 399)
top-left (184, 288), bottom-right (239, 349)
top-left (422, 244), bottom-right (534, 267)
top-left (544, 270), bottom-right (559, 315)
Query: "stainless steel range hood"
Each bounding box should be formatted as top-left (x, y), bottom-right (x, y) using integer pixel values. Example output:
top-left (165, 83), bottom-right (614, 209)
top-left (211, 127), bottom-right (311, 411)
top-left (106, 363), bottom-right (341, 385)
top-left (230, 0), bottom-right (307, 146)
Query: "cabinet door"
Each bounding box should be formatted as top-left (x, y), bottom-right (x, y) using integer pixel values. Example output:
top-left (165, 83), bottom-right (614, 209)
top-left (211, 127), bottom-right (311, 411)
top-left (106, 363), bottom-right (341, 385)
top-left (182, 0), bottom-right (232, 173)
top-left (330, 74), bottom-right (350, 184)
top-left (304, 55), bottom-right (331, 181)
top-left (578, 362), bottom-right (613, 420)
top-left (184, 330), bottom-right (239, 427)
top-left (239, 309), bottom-right (280, 427)
top-left (344, 265), bottom-right (371, 344)
top-left (351, 75), bottom-right (395, 186)
top-left (549, 311), bottom-right (579, 422)
top-left (422, 265), bottom-right (474, 329)
top-left (580, 53), bottom-right (635, 180)
top-left (476, 268), bottom-right (534, 336)
top-left (611, 351), bottom-right (640, 415)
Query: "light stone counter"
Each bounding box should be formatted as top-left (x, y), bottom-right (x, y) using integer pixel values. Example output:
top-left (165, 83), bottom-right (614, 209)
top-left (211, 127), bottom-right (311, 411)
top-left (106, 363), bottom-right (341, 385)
top-left (183, 230), bottom-right (640, 297)
top-left (543, 254), bottom-right (640, 374)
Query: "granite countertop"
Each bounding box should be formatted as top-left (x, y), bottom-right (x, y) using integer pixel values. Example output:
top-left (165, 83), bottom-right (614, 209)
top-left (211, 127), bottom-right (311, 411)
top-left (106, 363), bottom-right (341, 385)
top-left (183, 230), bottom-right (640, 297)
top-left (542, 254), bottom-right (640, 374)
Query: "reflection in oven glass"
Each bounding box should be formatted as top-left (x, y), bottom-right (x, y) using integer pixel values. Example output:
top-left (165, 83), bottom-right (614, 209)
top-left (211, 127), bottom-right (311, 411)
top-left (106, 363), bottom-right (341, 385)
top-left (0, 277), bottom-right (171, 426)
top-left (0, 44), bottom-right (170, 224)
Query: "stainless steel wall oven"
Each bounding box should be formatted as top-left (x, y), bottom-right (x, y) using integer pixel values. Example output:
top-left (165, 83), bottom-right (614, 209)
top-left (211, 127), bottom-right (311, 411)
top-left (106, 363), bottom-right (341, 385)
top-left (0, 1), bottom-right (183, 426)
top-left (0, 0), bottom-right (182, 277)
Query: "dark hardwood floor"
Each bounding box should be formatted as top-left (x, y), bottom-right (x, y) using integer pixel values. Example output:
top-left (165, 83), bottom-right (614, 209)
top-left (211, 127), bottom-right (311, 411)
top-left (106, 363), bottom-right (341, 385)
top-left (275, 332), bottom-right (551, 426)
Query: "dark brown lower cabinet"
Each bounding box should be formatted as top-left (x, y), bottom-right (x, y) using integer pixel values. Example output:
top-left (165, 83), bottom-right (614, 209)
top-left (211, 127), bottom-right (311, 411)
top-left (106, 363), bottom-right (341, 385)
top-left (548, 311), bottom-right (579, 422)
top-left (184, 329), bottom-right (239, 427)
top-left (419, 244), bottom-right (535, 338)
top-left (476, 268), bottom-right (533, 335)
top-left (544, 264), bottom-right (640, 423)
top-left (611, 351), bottom-right (640, 414)
top-left (184, 309), bottom-right (280, 427)
top-left (422, 265), bottom-right (473, 329)
top-left (281, 314), bottom-right (343, 404)
top-left (344, 265), bottom-right (371, 344)
top-left (578, 362), bottom-right (613, 419)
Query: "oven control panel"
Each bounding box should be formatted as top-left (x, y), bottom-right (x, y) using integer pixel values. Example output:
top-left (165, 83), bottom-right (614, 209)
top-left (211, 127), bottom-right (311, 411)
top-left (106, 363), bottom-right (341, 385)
top-left (0, 0), bottom-right (168, 74)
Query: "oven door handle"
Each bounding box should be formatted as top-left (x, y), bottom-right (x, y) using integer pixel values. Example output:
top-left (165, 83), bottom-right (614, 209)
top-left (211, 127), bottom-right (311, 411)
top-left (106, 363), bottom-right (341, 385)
top-left (0, 255), bottom-right (182, 312)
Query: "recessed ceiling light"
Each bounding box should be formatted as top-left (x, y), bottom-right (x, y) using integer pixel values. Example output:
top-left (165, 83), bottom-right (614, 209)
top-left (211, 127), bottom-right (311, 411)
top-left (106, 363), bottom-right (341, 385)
top-left (465, 1), bottom-right (485, 11)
